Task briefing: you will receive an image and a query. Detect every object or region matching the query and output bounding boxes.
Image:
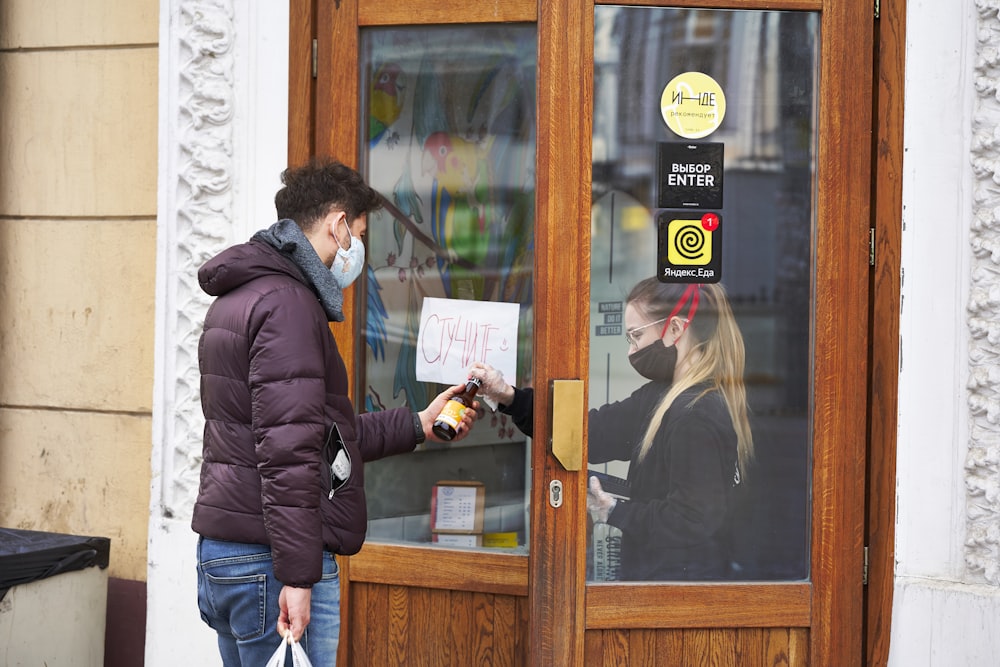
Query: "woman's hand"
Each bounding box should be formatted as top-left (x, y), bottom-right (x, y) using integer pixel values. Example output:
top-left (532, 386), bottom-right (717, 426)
top-left (587, 476), bottom-right (617, 523)
top-left (467, 362), bottom-right (516, 406)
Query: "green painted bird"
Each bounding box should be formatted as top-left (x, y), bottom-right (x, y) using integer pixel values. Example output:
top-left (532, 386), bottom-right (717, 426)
top-left (422, 131), bottom-right (493, 299)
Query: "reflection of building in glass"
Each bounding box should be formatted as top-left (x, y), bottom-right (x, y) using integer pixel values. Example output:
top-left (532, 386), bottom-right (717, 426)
top-left (590, 7), bottom-right (817, 581)
top-left (592, 8), bottom-right (817, 415)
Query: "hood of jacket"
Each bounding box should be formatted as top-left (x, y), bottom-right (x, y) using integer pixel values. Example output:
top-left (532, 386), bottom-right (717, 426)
top-left (198, 238), bottom-right (303, 298)
top-left (199, 219), bottom-right (347, 321)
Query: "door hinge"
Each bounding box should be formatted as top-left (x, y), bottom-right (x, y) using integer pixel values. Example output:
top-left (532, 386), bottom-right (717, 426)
top-left (874, 0), bottom-right (880, 20)
top-left (312, 38), bottom-right (318, 79)
top-left (869, 227), bottom-right (876, 267)
top-left (863, 545), bottom-right (869, 585)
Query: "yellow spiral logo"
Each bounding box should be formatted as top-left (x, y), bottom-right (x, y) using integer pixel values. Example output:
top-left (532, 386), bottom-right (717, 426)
top-left (666, 219), bottom-right (712, 266)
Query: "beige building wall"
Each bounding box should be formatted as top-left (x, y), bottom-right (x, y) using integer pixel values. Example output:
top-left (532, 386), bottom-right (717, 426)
top-left (0, 0), bottom-right (159, 583)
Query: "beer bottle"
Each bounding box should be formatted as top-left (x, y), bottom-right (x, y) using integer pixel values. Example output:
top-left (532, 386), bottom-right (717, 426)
top-left (432, 377), bottom-right (482, 441)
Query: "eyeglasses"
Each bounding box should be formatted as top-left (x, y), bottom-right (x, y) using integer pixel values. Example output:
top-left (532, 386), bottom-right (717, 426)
top-left (627, 286), bottom-right (701, 347)
top-left (625, 316), bottom-right (689, 347)
top-left (625, 317), bottom-right (668, 347)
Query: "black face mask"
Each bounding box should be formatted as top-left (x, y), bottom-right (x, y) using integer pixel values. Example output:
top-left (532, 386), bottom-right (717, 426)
top-left (628, 341), bottom-right (678, 383)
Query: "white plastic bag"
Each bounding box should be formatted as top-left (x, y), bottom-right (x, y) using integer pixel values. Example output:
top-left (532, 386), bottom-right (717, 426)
top-left (289, 638), bottom-right (313, 667)
top-left (264, 631), bottom-right (315, 667)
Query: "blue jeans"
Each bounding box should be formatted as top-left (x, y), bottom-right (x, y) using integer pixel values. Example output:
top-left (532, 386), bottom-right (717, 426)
top-left (196, 537), bottom-right (340, 666)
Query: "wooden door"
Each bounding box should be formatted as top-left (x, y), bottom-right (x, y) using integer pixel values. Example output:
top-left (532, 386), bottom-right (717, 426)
top-left (289, 1), bottom-right (875, 665)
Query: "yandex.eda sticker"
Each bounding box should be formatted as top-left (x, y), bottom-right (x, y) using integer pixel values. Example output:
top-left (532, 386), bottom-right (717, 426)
top-left (657, 211), bottom-right (723, 284)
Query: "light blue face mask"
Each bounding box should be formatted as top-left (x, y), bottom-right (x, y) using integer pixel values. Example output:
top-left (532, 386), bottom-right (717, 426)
top-left (330, 217), bottom-right (365, 288)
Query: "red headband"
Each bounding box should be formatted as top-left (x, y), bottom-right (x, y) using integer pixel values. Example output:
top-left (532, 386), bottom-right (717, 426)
top-left (658, 284), bottom-right (701, 339)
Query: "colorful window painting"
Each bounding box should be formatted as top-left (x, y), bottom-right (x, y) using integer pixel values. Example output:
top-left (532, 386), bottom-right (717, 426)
top-left (358, 25), bottom-right (536, 550)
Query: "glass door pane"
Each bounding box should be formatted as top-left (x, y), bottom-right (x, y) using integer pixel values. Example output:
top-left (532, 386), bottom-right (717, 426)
top-left (357, 24), bottom-right (537, 554)
top-left (588, 6), bottom-right (817, 582)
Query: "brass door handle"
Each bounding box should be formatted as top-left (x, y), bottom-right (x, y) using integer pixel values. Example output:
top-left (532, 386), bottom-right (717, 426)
top-left (550, 379), bottom-right (584, 470)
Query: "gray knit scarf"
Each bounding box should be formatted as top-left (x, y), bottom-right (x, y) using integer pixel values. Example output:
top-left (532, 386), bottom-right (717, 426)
top-left (253, 218), bottom-right (345, 322)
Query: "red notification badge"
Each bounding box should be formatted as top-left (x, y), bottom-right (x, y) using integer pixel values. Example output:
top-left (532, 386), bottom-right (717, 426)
top-left (701, 213), bottom-right (720, 232)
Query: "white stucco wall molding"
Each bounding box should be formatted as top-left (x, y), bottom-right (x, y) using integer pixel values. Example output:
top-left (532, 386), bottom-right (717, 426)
top-left (892, 1), bottom-right (1000, 665)
top-left (149, 1), bottom-right (236, 664)
top-left (967, 0), bottom-right (1000, 588)
top-left (155, 0), bottom-right (236, 524)
top-left (148, 1), bottom-right (288, 664)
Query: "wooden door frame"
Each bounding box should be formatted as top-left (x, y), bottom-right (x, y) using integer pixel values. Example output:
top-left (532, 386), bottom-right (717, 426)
top-left (809, 0), bottom-right (872, 662)
top-left (865, 2), bottom-right (905, 666)
top-left (531, 0), bottom-right (591, 662)
top-left (286, 1), bottom-right (892, 665)
top-left (288, 4), bottom-right (540, 666)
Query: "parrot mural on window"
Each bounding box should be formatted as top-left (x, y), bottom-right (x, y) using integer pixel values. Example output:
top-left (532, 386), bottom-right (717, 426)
top-left (369, 63), bottom-right (404, 149)
top-left (422, 130), bottom-right (494, 299)
top-left (362, 34), bottom-right (537, 415)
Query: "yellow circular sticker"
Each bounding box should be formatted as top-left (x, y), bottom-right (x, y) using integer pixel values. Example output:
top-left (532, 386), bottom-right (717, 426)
top-left (660, 72), bottom-right (726, 139)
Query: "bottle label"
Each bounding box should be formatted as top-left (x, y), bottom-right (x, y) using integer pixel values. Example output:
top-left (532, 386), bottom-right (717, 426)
top-left (437, 399), bottom-right (467, 429)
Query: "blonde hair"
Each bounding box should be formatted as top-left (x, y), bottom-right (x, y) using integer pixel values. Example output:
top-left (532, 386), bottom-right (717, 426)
top-left (631, 281), bottom-right (754, 478)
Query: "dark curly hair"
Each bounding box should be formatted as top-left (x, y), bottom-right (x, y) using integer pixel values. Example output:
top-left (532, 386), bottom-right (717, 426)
top-left (274, 157), bottom-right (383, 231)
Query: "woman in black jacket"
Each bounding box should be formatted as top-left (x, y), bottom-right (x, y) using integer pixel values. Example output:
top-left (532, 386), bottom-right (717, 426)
top-left (469, 279), bottom-right (753, 580)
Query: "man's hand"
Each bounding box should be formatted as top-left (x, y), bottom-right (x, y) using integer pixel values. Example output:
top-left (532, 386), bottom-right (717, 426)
top-left (420, 384), bottom-right (479, 443)
top-left (277, 585), bottom-right (312, 641)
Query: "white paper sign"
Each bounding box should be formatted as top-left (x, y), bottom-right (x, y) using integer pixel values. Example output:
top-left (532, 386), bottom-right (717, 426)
top-left (415, 297), bottom-right (519, 385)
top-left (433, 533), bottom-right (480, 547)
top-left (434, 485), bottom-right (479, 531)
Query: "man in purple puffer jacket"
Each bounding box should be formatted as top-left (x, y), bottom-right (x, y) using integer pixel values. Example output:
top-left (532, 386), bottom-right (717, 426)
top-left (192, 158), bottom-right (475, 666)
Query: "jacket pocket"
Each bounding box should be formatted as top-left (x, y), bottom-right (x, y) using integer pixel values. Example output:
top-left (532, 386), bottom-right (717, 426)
top-left (322, 422), bottom-right (352, 499)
